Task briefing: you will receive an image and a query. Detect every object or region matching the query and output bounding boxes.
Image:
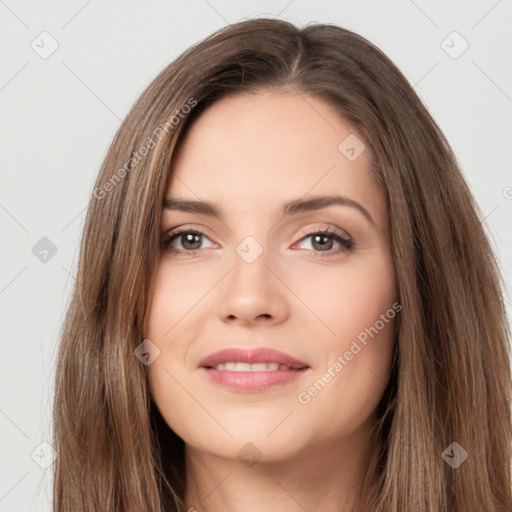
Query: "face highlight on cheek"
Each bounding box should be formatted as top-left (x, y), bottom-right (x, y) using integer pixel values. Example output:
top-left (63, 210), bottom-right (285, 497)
top-left (144, 91), bottom-right (398, 464)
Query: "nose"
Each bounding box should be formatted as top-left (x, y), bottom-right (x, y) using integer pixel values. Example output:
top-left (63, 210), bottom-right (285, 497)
top-left (215, 241), bottom-right (289, 326)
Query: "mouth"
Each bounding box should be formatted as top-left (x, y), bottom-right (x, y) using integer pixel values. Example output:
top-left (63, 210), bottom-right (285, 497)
top-left (198, 347), bottom-right (310, 392)
top-left (198, 347), bottom-right (308, 369)
top-left (207, 362), bottom-right (299, 371)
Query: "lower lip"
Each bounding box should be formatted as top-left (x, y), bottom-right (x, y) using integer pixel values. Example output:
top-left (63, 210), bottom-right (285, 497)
top-left (200, 367), bottom-right (309, 391)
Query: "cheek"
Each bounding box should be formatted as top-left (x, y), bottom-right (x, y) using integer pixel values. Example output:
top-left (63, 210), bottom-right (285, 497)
top-left (144, 268), bottom-right (195, 415)
top-left (290, 254), bottom-right (397, 430)
top-left (145, 264), bottom-right (207, 338)
top-left (287, 252), bottom-right (397, 347)
top-left (295, 313), bottom-right (396, 442)
top-left (144, 261), bottom-right (220, 364)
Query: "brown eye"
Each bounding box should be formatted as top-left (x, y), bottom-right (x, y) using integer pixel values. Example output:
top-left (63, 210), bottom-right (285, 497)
top-left (294, 227), bottom-right (353, 257)
top-left (310, 233), bottom-right (335, 251)
top-left (175, 232), bottom-right (202, 250)
top-left (161, 228), bottom-right (215, 254)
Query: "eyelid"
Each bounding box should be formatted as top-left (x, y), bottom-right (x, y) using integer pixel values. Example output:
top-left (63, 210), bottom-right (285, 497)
top-left (162, 223), bottom-right (351, 239)
top-left (294, 224), bottom-right (352, 243)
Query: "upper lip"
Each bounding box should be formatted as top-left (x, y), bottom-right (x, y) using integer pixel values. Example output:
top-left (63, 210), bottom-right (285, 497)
top-left (198, 347), bottom-right (309, 369)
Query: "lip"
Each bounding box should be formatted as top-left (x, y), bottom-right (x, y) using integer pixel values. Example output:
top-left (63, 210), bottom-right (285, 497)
top-left (198, 347), bottom-right (308, 369)
top-left (198, 347), bottom-right (310, 392)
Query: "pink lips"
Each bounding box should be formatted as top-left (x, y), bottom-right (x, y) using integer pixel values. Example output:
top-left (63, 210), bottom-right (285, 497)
top-left (198, 347), bottom-right (310, 392)
top-left (198, 347), bottom-right (308, 369)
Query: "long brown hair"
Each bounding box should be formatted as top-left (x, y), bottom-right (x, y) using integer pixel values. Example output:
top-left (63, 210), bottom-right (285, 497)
top-left (52, 17), bottom-right (512, 511)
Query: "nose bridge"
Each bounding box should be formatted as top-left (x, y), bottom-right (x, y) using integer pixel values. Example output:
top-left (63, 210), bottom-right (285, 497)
top-left (226, 209), bottom-right (272, 267)
top-left (229, 231), bottom-right (272, 290)
top-left (215, 228), bottom-right (288, 323)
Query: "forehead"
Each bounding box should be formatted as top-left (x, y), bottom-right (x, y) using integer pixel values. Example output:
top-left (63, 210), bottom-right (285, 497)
top-left (167, 91), bottom-right (387, 228)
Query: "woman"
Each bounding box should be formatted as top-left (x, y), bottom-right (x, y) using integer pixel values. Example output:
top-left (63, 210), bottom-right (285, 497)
top-left (52, 17), bottom-right (512, 512)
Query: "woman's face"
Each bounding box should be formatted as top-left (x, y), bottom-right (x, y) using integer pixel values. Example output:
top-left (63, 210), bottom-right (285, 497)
top-left (145, 89), bottom-right (398, 463)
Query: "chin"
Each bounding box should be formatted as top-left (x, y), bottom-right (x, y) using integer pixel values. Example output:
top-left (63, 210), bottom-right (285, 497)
top-left (178, 412), bottom-right (310, 463)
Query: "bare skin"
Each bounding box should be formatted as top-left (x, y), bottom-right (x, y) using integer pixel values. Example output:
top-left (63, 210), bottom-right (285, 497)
top-left (145, 88), bottom-right (398, 512)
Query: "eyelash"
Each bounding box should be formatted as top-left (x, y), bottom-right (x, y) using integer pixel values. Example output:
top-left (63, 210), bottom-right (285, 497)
top-left (160, 226), bottom-right (354, 258)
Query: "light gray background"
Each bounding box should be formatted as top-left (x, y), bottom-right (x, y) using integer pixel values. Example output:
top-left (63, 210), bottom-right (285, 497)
top-left (1, 1), bottom-right (511, 510)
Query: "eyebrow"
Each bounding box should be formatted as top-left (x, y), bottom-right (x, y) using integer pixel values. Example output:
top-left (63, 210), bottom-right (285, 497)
top-left (163, 195), bottom-right (376, 227)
